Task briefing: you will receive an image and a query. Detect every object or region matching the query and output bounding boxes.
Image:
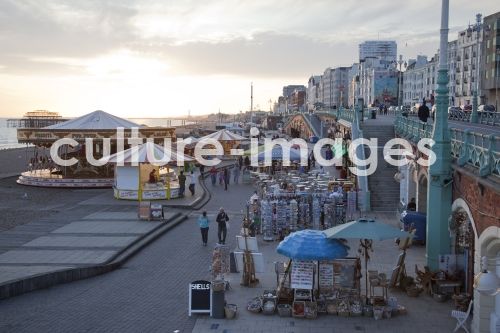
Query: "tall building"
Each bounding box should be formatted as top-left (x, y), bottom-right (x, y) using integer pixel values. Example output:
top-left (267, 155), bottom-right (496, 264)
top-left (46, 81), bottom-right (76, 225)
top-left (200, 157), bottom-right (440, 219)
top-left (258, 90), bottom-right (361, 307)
top-left (454, 16), bottom-right (484, 107)
top-left (359, 41), bottom-right (397, 62)
top-left (282, 85), bottom-right (306, 99)
top-left (306, 75), bottom-right (322, 111)
top-left (482, 11), bottom-right (500, 110)
top-left (402, 56), bottom-right (436, 106)
top-left (320, 67), bottom-right (349, 108)
top-left (358, 57), bottom-right (398, 106)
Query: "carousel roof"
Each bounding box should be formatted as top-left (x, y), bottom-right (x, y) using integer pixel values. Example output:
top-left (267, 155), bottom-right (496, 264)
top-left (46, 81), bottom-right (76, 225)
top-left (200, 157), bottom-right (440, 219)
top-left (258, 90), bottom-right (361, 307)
top-left (200, 129), bottom-right (246, 141)
top-left (45, 110), bottom-right (139, 130)
top-left (105, 142), bottom-right (194, 164)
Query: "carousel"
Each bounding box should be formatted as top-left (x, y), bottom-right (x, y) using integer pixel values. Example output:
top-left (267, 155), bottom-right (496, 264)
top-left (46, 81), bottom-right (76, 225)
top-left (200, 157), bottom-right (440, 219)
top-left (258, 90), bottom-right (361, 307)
top-left (105, 142), bottom-right (194, 200)
top-left (16, 110), bottom-right (176, 188)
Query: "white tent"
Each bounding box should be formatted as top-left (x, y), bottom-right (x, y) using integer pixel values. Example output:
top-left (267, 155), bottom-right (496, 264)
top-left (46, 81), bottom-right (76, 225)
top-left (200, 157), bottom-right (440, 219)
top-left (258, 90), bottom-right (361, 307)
top-left (105, 141), bottom-right (194, 165)
top-left (200, 129), bottom-right (246, 141)
top-left (103, 142), bottom-right (194, 201)
top-left (45, 110), bottom-right (139, 130)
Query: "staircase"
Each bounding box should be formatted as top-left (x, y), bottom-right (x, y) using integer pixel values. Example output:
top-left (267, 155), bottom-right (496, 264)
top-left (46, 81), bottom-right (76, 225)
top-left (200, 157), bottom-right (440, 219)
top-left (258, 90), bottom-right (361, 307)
top-left (361, 122), bottom-right (400, 212)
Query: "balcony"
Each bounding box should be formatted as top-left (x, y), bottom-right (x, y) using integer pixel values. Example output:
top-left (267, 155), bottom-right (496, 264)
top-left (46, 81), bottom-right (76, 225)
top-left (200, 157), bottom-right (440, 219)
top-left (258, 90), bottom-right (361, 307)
top-left (464, 55), bottom-right (469, 60)
top-left (456, 56), bottom-right (461, 61)
top-left (456, 68), bottom-right (461, 73)
top-left (464, 66), bottom-right (469, 72)
top-left (463, 78), bottom-right (468, 84)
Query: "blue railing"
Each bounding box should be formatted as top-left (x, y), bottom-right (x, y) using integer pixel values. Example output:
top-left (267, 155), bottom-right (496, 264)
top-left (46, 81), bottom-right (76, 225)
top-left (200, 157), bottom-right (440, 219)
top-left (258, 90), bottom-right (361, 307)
top-left (394, 115), bottom-right (499, 178)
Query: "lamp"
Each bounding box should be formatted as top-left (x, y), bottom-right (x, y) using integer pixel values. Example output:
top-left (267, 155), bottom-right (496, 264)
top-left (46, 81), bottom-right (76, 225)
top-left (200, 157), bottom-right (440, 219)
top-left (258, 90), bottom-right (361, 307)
top-left (473, 256), bottom-right (500, 296)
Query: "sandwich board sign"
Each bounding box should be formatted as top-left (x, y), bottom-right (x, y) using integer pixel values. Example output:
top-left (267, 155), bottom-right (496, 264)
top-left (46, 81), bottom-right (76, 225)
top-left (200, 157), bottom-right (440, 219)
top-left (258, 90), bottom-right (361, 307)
top-left (188, 280), bottom-right (212, 316)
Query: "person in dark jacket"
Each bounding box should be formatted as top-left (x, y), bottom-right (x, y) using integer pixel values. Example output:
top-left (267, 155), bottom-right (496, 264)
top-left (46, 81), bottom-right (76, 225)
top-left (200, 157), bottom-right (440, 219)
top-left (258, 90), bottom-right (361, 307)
top-left (418, 98), bottom-right (430, 125)
top-left (216, 207), bottom-right (229, 244)
top-left (223, 168), bottom-right (229, 190)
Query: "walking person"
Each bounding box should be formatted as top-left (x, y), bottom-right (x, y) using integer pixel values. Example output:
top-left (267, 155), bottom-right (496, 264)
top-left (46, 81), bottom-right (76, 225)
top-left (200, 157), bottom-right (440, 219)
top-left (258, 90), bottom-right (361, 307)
top-left (216, 207), bottom-right (229, 245)
top-left (223, 168), bottom-right (229, 191)
top-left (233, 164), bottom-right (240, 184)
top-left (418, 98), bottom-right (430, 129)
top-left (384, 105), bottom-right (388, 115)
top-left (238, 156), bottom-right (243, 170)
top-left (218, 168), bottom-right (224, 186)
top-left (188, 170), bottom-right (196, 196)
top-left (198, 211), bottom-right (210, 246)
top-left (210, 166), bottom-right (217, 186)
top-left (178, 171), bottom-right (186, 197)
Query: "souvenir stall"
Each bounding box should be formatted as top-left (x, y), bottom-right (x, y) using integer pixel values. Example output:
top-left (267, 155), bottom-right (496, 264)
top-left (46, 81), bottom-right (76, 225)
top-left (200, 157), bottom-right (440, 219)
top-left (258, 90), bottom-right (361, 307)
top-left (105, 142), bottom-right (194, 200)
top-left (246, 230), bottom-right (364, 318)
top-left (324, 218), bottom-right (411, 318)
top-left (251, 170), bottom-right (358, 241)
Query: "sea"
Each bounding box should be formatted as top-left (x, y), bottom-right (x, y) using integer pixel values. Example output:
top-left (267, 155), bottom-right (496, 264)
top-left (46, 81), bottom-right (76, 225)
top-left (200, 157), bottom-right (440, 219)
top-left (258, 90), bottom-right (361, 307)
top-left (0, 118), bottom-right (193, 150)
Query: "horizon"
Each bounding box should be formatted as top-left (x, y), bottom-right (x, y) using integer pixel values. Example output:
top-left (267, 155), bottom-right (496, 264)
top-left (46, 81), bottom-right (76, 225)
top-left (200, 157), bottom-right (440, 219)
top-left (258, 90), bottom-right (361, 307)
top-left (0, 0), bottom-right (498, 119)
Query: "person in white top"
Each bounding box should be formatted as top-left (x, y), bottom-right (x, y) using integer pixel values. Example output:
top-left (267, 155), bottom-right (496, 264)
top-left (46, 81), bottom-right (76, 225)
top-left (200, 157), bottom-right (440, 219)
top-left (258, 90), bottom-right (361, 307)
top-left (188, 171), bottom-right (197, 196)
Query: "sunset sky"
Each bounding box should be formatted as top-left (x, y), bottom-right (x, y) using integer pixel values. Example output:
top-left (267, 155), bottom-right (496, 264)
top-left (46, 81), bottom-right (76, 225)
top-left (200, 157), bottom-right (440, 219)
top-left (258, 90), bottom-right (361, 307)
top-left (0, 0), bottom-right (498, 118)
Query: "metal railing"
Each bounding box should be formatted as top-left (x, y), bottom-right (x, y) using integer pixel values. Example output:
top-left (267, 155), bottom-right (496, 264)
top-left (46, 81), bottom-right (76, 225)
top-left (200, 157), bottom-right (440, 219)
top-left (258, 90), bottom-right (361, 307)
top-left (394, 115), bottom-right (499, 178)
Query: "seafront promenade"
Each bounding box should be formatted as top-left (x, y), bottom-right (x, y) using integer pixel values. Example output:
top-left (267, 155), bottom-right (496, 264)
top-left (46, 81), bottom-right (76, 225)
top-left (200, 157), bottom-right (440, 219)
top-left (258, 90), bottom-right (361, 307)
top-left (0, 153), bottom-right (458, 333)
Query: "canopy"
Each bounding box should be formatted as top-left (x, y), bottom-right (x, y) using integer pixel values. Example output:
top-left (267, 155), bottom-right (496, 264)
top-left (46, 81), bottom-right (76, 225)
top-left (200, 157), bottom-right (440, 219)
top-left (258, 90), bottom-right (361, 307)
top-left (323, 218), bottom-right (410, 241)
top-left (104, 142), bottom-right (194, 164)
top-left (46, 110), bottom-right (139, 130)
top-left (257, 146), bottom-right (305, 162)
top-left (277, 229), bottom-right (348, 261)
top-left (200, 129), bottom-right (246, 141)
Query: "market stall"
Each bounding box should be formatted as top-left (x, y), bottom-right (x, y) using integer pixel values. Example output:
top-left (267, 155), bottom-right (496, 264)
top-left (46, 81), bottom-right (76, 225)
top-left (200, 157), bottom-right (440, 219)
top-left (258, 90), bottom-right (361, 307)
top-left (248, 170), bottom-right (358, 241)
top-left (199, 129), bottom-right (246, 155)
top-left (105, 142), bottom-right (194, 200)
top-left (323, 218), bottom-right (411, 305)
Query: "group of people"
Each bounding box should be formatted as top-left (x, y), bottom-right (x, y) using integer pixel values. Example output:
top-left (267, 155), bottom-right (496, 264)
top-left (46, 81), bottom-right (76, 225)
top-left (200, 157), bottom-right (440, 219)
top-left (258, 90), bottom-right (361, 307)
top-left (197, 207), bottom-right (230, 246)
top-left (207, 155), bottom-right (250, 190)
top-left (177, 170), bottom-right (197, 197)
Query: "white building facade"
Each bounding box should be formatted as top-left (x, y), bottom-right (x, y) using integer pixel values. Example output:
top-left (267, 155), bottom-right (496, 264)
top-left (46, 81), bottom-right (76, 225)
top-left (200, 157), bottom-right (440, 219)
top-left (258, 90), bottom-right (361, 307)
top-left (306, 75), bottom-right (322, 111)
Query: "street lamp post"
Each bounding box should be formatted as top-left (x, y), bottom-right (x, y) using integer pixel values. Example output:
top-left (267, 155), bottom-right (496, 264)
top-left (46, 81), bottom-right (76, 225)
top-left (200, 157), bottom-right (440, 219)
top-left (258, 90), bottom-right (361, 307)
top-left (426, 0), bottom-right (452, 271)
top-left (496, 49), bottom-right (500, 112)
top-left (397, 55), bottom-right (406, 114)
top-left (470, 13), bottom-right (483, 123)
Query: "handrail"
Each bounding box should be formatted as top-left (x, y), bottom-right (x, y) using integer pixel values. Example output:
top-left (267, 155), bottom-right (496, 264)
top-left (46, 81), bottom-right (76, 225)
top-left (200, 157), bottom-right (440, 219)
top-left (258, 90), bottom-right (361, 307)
top-left (394, 114), bottom-right (499, 178)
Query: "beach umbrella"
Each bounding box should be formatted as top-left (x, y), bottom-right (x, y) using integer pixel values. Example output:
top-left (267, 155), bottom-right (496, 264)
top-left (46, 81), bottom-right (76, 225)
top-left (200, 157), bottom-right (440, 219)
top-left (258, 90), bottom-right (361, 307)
top-left (200, 129), bottom-right (246, 141)
top-left (277, 229), bottom-right (348, 261)
top-left (323, 218), bottom-right (411, 300)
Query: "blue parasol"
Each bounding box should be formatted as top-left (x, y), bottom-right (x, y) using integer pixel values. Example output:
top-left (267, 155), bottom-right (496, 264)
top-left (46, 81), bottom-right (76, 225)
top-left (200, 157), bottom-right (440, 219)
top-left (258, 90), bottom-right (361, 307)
top-left (277, 229), bottom-right (348, 261)
top-left (257, 146), bottom-right (304, 162)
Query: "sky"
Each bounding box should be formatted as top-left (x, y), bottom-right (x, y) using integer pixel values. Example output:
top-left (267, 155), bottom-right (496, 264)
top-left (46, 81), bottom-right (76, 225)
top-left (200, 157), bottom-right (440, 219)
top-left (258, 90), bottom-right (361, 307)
top-left (0, 0), bottom-right (498, 118)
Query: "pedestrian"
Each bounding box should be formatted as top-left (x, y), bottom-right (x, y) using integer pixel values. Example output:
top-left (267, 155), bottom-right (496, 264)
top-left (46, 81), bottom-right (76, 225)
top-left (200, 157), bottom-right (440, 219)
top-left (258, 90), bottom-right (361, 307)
top-left (210, 166), bottom-right (217, 186)
top-left (223, 168), bottom-right (229, 191)
top-left (218, 168), bottom-right (224, 186)
top-left (216, 207), bottom-right (229, 244)
top-left (384, 105), bottom-right (388, 115)
top-left (407, 198), bottom-right (417, 211)
top-left (199, 164), bottom-right (205, 176)
top-left (244, 155), bottom-right (250, 169)
top-left (178, 171), bottom-right (186, 197)
top-left (233, 164), bottom-right (240, 184)
top-left (198, 211), bottom-right (210, 246)
top-left (238, 155), bottom-right (243, 170)
top-left (188, 170), bottom-right (196, 196)
top-left (418, 98), bottom-right (430, 129)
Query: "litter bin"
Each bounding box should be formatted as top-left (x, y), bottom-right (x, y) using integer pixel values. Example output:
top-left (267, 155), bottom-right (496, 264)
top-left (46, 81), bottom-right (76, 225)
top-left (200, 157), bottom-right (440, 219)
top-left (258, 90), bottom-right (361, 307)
top-left (211, 280), bottom-right (225, 318)
top-left (400, 211), bottom-right (426, 244)
top-left (371, 109), bottom-right (377, 119)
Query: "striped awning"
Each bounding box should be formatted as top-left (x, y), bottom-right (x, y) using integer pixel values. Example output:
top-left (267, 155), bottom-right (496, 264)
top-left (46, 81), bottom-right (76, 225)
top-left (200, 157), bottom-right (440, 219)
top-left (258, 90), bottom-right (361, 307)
top-left (104, 142), bottom-right (194, 165)
top-left (200, 129), bottom-right (246, 141)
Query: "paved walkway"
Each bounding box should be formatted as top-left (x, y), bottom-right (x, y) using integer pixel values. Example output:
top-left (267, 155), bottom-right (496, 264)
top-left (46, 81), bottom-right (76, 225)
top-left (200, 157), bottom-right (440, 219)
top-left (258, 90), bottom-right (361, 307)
top-left (191, 211), bottom-right (458, 333)
top-left (0, 175), bottom-right (255, 332)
